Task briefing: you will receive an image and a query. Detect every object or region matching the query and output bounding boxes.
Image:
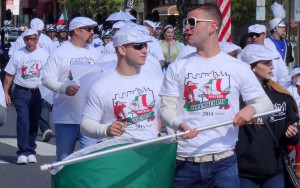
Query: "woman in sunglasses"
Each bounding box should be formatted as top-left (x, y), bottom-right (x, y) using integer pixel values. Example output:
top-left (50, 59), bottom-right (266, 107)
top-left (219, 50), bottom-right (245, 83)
top-left (159, 25), bottom-right (183, 71)
top-left (237, 44), bottom-right (299, 188)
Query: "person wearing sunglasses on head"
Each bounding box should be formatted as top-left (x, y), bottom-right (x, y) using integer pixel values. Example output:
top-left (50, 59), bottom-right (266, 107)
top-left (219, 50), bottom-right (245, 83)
top-left (237, 44), bottom-right (299, 188)
top-left (42, 17), bottom-right (102, 161)
top-left (80, 26), bottom-right (163, 141)
top-left (3, 29), bottom-right (49, 165)
top-left (9, 18), bottom-right (54, 57)
top-left (159, 4), bottom-right (273, 188)
top-left (247, 24), bottom-right (290, 88)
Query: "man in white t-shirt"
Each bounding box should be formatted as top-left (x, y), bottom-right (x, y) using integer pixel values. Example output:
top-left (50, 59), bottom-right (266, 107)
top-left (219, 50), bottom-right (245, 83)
top-left (81, 25), bottom-right (163, 140)
top-left (159, 4), bottom-right (273, 187)
top-left (247, 24), bottom-right (290, 87)
top-left (9, 18), bottom-right (54, 56)
top-left (3, 29), bottom-right (49, 165)
top-left (42, 17), bottom-right (102, 161)
top-left (287, 67), bottom-right (300, 112)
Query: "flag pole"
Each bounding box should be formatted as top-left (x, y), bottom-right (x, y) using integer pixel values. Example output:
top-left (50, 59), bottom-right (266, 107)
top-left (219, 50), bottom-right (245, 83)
top-left (40, 109), bottom-right (280, 171)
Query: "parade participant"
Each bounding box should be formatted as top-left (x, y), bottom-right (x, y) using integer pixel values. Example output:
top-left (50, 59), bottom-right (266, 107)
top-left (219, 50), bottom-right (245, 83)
top-left (46, 24), bottom-right (57, 41)
top-left (237, 44), bottom-right (299, 188)
top-left (153, 22), bottom-right (162, 39)
top-left (264, 2), bottom-right (294, 66)
top-left (53, 25), bottom-right (69, 48)
top-left (9, 18), bottom-right (54, 56)
top-left (81, 26), bottom-right (162, 140)
top-left (159, 25), bottom-right (183, 65)
top-left (42, 17), bottom-right (101, 161)
top-left (218, 41), bottom-right (242, 58)
top-left (4, 29), bottom-right (49, 164)
top-left (248, 24), bottom-right (290, 88)
top-left (143, 20), bottom-right (164, 65)
top-left (159, 4), bottom-right (273, 187)
top-left (103, 21), bottom-right (127, 54)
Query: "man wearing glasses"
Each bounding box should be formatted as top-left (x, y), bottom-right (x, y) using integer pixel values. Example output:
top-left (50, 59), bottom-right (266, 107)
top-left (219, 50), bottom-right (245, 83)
top-left (159, 4), bottom-right (273, 187)
top-left (42, 17), bottom-right (101, 161)
top-left (3, 29), bottom-right (49, 165)
top-left (248, 24), bottom-right (290, 87)
top-left (80, 26), bottom-right (162, 141)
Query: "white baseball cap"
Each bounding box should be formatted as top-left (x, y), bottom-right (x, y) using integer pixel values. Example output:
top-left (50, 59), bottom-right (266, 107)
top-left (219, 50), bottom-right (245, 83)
top-left (112, 21), bottom-right (126, 29)
top-left (219, 42), bottom-right (242, 54)
top-left (248, 24), bottom-right (266, 34)
top-left (269, 17), bottom-right (286, 30)
top-left (143, 20), bottom-right (156, 30)
top-left (69, 17), bottom-right (97, 31)
top-left (241, 44), bottom-right (280, 64)
top-left (291, 67), bottom-right (300, 78)
top-left (22, 29), bottom-right (38, 38)
top-left (113, 26), bottom-right (152, 47)
top-left (30, 18), bottom-right (44, 31)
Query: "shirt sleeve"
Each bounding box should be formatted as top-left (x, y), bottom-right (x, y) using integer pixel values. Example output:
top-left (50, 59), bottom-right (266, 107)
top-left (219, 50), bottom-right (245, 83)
top-left (82, 86), bottom-right (104, 122)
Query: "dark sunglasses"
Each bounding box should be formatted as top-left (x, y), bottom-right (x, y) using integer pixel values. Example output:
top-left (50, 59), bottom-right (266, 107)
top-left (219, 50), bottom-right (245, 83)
top-left (24, 37), bottom-right (37, 42)
top-left (183, 17), bottom-right (214, 27)
top-left (80, 27), bottom-right (93, 32)
top-left (249, 33), bottom-right (262, 38)
top-left (132, 43), bottom-right (148, 50)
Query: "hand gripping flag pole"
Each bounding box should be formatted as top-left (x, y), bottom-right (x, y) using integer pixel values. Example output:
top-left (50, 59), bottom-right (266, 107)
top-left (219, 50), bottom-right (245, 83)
top-left (40, 109), bottom-right (280, 171)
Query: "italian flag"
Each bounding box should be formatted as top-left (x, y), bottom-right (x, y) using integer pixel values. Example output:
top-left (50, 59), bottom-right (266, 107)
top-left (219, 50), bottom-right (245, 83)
top-left (51, 138), bottom-right (176, 188)
top-left (56, 10), bottom-right (68, 26)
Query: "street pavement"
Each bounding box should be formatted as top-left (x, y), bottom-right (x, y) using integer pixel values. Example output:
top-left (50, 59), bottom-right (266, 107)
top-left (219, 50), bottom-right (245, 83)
top-left (0, 106), bottom-right (68, 188)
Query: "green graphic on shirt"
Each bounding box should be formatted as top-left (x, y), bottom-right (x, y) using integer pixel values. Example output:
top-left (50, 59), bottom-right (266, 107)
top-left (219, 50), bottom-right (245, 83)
top-left (68, 70), bottom-right (73, 80)
top-left (184, 76), bottom-right (231, 111)
top-left (113, 89), bottom-right (156, 127)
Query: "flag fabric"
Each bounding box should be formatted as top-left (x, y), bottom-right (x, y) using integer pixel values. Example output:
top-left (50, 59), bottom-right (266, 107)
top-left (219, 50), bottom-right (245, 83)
top-left (218, 0), bottom-right (232, 42)
top-left (56, 10), bottom-right (68, 26)
top-left (51, 138), bottom-right (177, 188)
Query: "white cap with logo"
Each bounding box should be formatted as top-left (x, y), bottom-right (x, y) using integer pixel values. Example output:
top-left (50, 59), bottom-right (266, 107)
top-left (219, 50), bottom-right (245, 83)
top-left (291, 67), bottom-right (300, 78)
top-left (241, 44), bottom-right (280, 64)
top-left (30, 18), bottom-right (44, 31)
top-left (113, 26), bottom-right (152, 47)
top-left (69, 17), bottom-right (97, 31)
top-left (248, 24), bottom-right (266, 34)
top-left (22, 29), bottom-right (38, 38)
top-left (219, 42), bottom-right (242, 54)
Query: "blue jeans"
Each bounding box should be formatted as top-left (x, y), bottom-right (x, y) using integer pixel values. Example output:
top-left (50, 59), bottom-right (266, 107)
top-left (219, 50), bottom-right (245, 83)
top-left (55, 123), bottom-right (97, 161)
top-left (239, 171), bottom-right (284, 188)
top-left (13, 87), bottom-right (42, 156)
top-left (174, 154), bottom-right (239, 188)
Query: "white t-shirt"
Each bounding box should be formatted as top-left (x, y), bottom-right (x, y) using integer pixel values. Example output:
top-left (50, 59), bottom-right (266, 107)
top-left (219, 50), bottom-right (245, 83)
top-left (9, 33), bottom-right (54, 56)
top-left (287, 84), bottom-right (300, 112)
top-left (148, 37), bottom-right (164, 61)
top-left (83, 69), bottom-right (163, 140)
top-left (175, 45), bottom-right (196, 60)
top-left (103, 42), bottom-right (115, 54)
top-left (5, 47), bottom-right (49, 88)
top-left (43, 41), bottom-right (102, 124)
top-left (159, 52), bottom-right (265, 157)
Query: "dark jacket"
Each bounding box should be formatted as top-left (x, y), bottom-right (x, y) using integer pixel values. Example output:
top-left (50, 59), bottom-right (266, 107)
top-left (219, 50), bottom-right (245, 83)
top-left (236, 85), bottom-right (299, 179)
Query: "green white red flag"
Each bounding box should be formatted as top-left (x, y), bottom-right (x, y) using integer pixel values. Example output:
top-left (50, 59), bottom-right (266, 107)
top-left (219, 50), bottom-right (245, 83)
top-left (56, 10), bottom-right (68, 26)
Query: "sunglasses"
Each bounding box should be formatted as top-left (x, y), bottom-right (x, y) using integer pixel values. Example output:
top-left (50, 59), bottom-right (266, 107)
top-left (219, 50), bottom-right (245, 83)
top-left (183, 17), bottom-right (214, 27)
top-left (130, 43), bottom-right (148, 50)
top-left (24, 37), bottom-right (37, 42)
top-left (80, 27), bottom-right (93, 32)
top-left (249, 33), bottom-right (262, 38)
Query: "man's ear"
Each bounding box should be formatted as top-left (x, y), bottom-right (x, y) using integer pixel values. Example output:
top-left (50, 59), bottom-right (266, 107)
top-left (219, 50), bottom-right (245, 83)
top-left (117, 46), bottom-right (126, 56)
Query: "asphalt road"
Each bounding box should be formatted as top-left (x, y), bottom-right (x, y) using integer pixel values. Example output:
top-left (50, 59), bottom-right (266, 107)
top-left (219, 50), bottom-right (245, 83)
top-left (0, 106), bottom-right (57, 188)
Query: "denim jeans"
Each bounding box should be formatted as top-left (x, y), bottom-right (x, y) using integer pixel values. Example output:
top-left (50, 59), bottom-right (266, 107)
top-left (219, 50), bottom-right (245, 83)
top-left (55, 123), bottom-right (97, 161)
top-left (39, 100), bottom-right (52, 133)
top-left (174, 154), bottom-right (239, 188)
top-left (239, 171), bottom-right (284, 188)
top-left (13, 87), bottom-right (43, 156)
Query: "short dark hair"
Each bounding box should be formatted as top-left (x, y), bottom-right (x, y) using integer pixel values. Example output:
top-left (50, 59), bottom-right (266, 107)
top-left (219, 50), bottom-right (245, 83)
top-left (190, 3), bottom-right (222, 31)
